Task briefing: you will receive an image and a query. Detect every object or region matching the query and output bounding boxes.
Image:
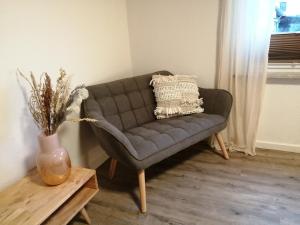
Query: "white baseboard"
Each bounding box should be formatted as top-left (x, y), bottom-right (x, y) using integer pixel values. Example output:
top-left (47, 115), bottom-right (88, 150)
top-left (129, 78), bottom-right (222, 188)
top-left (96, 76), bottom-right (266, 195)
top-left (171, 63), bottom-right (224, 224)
top-left (256, 140), bottom-right (300, 153)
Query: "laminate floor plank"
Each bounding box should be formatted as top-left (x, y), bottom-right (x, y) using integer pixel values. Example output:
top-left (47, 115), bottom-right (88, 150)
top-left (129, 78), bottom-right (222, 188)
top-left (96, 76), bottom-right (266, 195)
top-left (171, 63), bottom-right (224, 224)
top-left (70, 144), bottom-right (300, 225)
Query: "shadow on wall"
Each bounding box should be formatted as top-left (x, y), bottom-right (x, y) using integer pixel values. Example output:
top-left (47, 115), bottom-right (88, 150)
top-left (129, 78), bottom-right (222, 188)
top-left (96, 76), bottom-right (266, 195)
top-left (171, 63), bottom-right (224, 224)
top-left (79, 104), bottom-right (109, 168)
top-left (57, 117), bottom-right (108, 170)
top-left (17, 75), bottom-right (39, 173)
top-left (80, 121), bottom-right (108, 168)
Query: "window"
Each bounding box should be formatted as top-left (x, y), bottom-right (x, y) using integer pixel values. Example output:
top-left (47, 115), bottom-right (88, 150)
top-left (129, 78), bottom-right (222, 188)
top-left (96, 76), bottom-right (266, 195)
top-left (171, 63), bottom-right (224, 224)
top-left (273, 0), bottom-right (300, 33)
top-left (269, 0), bottom-right (300, 62)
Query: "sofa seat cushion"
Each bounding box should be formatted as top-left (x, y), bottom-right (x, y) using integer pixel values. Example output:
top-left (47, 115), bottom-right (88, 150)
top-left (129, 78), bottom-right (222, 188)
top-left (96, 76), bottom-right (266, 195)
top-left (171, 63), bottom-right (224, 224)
top-left (124, 113), bottom-right (226, 160)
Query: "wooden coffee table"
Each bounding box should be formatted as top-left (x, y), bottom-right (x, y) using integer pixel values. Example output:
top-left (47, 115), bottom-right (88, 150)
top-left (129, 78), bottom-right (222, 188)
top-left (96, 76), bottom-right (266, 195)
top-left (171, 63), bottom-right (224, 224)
top-left (0, 167), bottom-right (99, 225)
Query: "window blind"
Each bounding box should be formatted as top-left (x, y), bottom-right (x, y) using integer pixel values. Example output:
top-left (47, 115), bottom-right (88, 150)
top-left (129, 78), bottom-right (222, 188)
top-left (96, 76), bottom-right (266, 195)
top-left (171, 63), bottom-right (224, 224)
top-left (268, 33), bottom-right (300, 62)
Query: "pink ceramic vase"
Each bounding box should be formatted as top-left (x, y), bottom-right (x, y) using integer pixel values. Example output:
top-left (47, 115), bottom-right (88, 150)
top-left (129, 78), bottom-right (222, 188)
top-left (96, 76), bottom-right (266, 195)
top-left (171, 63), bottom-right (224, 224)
top-left (37, 133), bottom-right (71, 185)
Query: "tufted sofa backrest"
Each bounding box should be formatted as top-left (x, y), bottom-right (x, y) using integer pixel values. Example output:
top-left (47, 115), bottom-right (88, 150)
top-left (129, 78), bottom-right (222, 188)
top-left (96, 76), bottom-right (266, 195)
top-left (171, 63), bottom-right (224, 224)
top-left (86, 71), bottom-right (172, 131)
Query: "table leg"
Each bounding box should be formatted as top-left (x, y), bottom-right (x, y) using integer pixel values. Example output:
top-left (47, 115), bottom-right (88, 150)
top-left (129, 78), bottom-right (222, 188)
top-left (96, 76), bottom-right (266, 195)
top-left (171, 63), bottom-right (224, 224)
top-left (80, 207), bottom-right (91, 224)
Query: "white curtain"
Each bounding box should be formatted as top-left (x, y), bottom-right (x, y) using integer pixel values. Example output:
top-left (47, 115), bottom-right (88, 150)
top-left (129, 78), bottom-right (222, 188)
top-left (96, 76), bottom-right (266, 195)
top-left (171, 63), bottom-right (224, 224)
top-left (217, 0), bottom-right (275, 155)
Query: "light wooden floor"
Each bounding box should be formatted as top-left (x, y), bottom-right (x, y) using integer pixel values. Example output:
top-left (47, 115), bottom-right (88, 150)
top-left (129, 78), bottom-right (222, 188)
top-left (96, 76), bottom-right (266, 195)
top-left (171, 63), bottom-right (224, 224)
top-left (70, 144), bottom-right (300, 225)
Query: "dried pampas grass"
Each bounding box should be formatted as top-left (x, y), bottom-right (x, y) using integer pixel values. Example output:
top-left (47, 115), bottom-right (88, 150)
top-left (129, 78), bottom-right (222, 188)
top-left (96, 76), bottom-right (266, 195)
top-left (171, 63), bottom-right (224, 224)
top-left (19, 69), bottom-right (95, 136)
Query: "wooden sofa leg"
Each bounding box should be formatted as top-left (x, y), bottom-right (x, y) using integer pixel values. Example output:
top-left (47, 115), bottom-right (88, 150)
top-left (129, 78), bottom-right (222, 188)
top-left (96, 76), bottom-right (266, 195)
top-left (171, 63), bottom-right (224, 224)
top-left (108, 158), bottom-right (117, 179)
top-left (138, 170), bottom-right (147, 213)
top-left (215, 133), bottom-right (229, 160)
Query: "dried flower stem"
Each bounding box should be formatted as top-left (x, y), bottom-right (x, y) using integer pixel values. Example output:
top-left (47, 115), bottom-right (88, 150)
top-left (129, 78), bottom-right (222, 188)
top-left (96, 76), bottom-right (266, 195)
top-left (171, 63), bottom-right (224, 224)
top-left (67, 118), bottom-right (98, 123)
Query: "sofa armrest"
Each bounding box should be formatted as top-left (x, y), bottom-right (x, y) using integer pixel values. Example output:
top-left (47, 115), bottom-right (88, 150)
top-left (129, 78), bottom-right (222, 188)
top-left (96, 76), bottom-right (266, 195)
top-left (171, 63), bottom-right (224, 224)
top-left (83, 98), bottom-right (139, 160)
top-left (199, 88), bottom-right (233, 119)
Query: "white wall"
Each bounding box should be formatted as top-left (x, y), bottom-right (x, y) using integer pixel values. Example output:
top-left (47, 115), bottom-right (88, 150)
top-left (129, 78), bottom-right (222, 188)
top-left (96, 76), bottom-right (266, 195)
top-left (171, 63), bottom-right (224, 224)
top-left (1, 0), bottom-right (299, 191)
top-left (126, 0), bottom-right (300, 154)
top-left (126, 0), bottom-right (219, 88)
top-left (257, 82), bottom-right (300, 153)
top-left (0, 0), bottom-right (132, 190)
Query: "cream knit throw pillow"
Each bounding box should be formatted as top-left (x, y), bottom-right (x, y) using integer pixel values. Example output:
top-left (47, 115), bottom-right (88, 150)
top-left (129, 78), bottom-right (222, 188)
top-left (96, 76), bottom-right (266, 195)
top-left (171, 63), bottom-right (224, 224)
top-left (177, 75), bottom-right (204, 115)
top-left (150, 75), bottom-right (182, 119)
top-left (150, 74), bottom-right (203, 119)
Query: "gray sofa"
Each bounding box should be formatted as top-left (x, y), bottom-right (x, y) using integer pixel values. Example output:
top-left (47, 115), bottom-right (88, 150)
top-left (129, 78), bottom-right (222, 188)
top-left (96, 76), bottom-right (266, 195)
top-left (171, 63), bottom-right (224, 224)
top-left (83, 71), bottom-right (232, 213)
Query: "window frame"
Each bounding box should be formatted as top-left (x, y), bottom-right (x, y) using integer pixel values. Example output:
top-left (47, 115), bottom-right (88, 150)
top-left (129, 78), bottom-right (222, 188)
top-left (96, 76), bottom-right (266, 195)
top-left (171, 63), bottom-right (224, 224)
top-left (267, 61), bottom-right (300, 79)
